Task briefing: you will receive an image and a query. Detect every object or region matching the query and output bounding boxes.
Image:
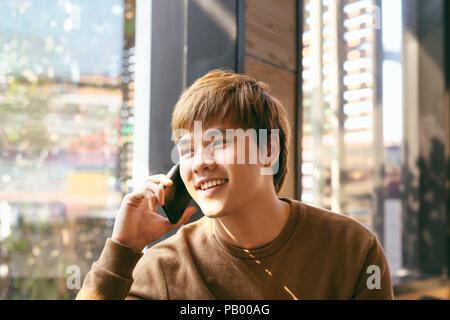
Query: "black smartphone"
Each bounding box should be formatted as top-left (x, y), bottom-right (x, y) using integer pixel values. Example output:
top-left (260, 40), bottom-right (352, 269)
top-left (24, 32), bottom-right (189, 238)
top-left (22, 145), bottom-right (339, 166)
top-left (161, 162), bottom-right (193, 224)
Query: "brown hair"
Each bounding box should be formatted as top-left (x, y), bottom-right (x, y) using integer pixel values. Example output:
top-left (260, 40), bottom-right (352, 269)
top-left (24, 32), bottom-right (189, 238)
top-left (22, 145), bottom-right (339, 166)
top-left (171, 69), bottom-right (291, 194)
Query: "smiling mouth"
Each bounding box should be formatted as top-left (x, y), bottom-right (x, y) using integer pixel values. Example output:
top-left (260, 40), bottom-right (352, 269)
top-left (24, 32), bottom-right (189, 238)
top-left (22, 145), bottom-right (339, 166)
top-left (197, 179), bottom-right (229, 191)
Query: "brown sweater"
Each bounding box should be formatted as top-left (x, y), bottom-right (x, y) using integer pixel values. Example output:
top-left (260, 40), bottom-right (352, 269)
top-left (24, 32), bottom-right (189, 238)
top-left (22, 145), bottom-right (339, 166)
top-left (76, 198), bottom-right (395, 300)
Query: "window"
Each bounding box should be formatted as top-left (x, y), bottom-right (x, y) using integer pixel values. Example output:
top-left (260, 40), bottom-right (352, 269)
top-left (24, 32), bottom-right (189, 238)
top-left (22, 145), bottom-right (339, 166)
top-left (302, 0), bottom-right (411, 285)
top-left (0, 0), bottom-right (135, 299)
top-left (302, 0), bottom-right (380, 226)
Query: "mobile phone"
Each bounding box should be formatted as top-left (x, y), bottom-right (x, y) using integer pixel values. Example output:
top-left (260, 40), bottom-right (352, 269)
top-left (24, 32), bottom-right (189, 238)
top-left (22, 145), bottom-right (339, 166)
top-left (161, 162), bottom-right (193, 224)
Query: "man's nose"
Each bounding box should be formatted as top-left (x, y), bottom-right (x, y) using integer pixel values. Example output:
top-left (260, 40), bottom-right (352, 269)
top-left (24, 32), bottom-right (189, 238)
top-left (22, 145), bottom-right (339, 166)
top-left (192, 144), bottom-right (216, 173)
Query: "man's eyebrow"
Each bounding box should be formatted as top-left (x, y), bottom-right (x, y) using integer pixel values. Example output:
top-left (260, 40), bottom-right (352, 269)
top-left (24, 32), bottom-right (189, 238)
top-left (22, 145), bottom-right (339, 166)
top-left (177, 128), bottom-right (233, 145)
top-left (177, 139), bottom-right (192, 146)
top-left (204, 128), bottom-right (231, 137)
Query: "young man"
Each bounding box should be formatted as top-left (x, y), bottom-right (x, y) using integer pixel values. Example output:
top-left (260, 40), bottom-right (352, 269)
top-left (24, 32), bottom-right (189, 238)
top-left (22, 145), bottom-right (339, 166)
top-left (77, 70), bottom-right (394, 300)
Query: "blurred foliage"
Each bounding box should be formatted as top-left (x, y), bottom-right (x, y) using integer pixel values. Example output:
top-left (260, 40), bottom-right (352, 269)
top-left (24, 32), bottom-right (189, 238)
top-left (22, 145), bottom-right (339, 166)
top-left (2, 233), bottom-right (29, 253)
top-left (1, 217), bottom-right (113, 299)
top-left (1, 78), bottom-right (52, 156)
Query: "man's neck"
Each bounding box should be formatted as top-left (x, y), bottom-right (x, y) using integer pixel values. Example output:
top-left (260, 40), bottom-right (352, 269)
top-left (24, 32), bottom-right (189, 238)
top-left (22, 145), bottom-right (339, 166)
top-left (213, 192), bottom-right (290, 249)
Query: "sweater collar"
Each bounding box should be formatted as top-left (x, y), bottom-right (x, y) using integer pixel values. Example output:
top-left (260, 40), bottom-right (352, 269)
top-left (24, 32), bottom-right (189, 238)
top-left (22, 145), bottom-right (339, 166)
top-left (209, 197), bottom-right (301, 259)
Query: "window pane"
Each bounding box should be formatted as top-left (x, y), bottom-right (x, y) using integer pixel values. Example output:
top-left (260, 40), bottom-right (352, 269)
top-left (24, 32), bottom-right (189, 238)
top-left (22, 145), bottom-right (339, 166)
top-left (301, 0), bottom-right (413, 286)
top-left (302, 0), bottom-right (378, 222)
top-left (0, 0), bottom-right (135, 299)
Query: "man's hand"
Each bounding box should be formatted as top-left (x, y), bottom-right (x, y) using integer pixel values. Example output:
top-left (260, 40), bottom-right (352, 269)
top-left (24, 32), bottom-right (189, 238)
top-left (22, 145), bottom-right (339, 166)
top-left (111, 174), bottom-right (197, 251)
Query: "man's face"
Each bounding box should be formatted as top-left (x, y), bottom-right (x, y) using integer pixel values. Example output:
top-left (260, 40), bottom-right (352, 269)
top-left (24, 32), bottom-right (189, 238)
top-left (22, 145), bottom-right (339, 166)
top-left (176, 119), bottom-right (273, 218)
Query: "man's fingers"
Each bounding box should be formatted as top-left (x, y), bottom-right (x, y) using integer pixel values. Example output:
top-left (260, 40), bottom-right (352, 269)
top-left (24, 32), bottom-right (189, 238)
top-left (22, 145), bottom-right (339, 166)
top-left (150, 196), bottom-right (158, 213)
top-left (146, 174), bottom-right (173, 187)
top-left (123, 173), bottom-right (182, 214)
top-left (127, 174), bottom-right (174, 207)
top-left (123, 182), bottom-right (167, 213)
top-left (142, 181), bottom-right (165, 206)
top-left (138, 188), bottom-right (155, 212)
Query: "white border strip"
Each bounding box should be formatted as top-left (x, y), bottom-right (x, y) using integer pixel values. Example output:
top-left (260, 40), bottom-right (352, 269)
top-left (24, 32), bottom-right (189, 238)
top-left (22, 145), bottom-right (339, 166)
top-left (132, 0), bottom-right (152, 190)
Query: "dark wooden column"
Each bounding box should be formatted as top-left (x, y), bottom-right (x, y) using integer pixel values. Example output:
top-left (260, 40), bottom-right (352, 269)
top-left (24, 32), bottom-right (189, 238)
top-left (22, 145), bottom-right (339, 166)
top-left (148, 0), bottom-right (244, 243)
top-left (148, 0), bottom-right (243, 176)
top-left (244, 0), bottom-right (300, 199)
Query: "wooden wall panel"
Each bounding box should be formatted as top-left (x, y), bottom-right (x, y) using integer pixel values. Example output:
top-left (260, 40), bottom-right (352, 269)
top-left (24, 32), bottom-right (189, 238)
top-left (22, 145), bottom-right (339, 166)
top-left (244, 55), bottom-right (296, 198)
top-left (244, 0), bottom-right (298, 199)
top-left (245, 0), bottom-right (297, 72)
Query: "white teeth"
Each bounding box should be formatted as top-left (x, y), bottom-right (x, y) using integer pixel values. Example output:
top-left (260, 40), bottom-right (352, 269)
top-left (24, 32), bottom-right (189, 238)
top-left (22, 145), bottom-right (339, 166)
top-left (200, 179), bottom-right (227, 190)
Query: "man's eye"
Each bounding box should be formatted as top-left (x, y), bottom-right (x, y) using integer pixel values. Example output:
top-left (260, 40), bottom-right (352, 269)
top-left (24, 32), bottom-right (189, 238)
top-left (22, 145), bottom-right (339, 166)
top-left (213, 139), bottom-right (230, 147)
top-left (180, 148), bottom-right (194, 156)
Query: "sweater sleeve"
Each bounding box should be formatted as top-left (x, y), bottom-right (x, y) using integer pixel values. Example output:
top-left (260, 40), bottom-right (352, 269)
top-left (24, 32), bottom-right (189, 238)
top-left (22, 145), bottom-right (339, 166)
top-left (76, 238), bottom-right (143, 300)
top-left (351, 233), bottom-right (395, 300)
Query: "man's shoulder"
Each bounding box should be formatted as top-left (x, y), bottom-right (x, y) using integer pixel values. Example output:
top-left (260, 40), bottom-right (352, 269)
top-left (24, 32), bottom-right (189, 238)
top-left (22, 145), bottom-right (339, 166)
top-left (289, 198), bottom-right (375, 243)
